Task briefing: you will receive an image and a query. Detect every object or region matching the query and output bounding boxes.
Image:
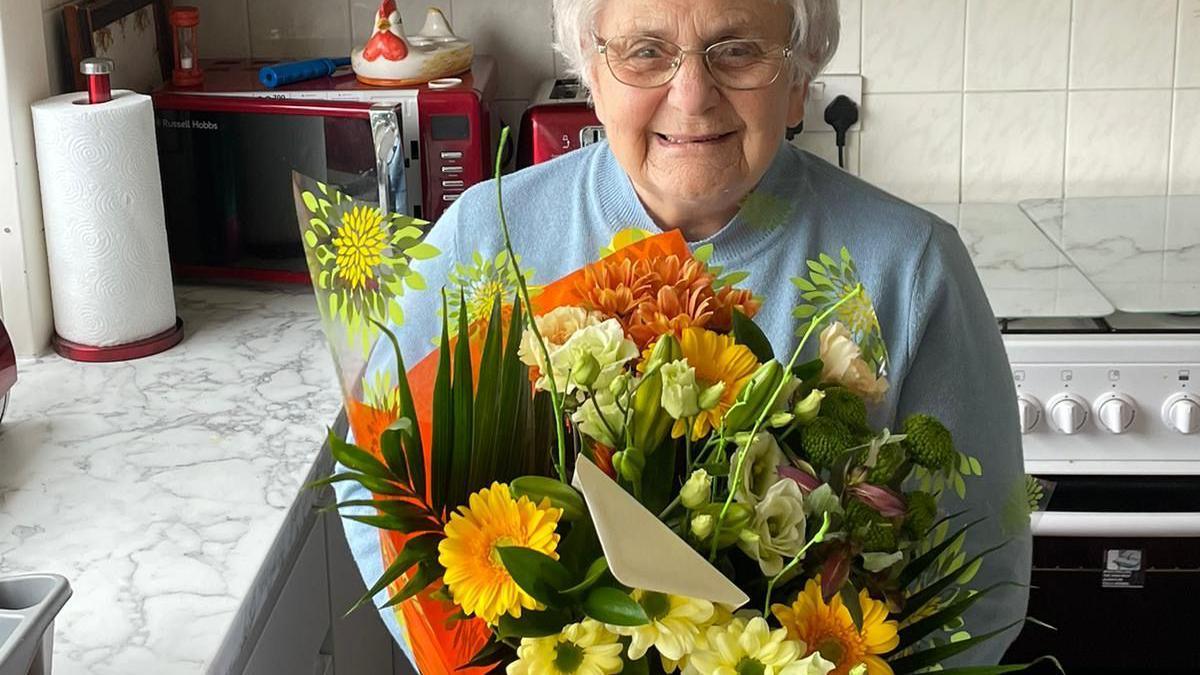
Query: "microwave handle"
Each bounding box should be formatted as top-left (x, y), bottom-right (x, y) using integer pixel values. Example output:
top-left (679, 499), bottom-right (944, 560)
top-left (370, 103), bottom-right (402, 215)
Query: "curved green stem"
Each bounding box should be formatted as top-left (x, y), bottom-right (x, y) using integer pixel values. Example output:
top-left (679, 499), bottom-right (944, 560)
top-left (709, 285), bottom-right (865, 561)
top-left (763, 511), bottom-right (831, 616)
top-left (493, 126), bottom-right (568, 481)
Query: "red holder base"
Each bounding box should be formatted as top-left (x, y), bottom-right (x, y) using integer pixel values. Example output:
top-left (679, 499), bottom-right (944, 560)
top-left (53, 318), bottom-right (185, 363)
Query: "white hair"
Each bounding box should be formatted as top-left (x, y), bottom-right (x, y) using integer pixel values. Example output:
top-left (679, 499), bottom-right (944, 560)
top-left (552, 0), bottom-right (840, 89)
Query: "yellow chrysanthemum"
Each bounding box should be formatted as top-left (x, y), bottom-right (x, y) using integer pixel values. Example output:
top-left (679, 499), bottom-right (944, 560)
top-left (438, 482), bottom-right (562, 624)
top-left (607, 590), bottom-right (715, 666)
top-left (772, 578), bottom-right (899, 675)
top-left (672, 327), bottom-right (760, 441)
top-left (684, 616), bottom-right (835, 675)
top-left (507, 619), bottom-right (624, 675)
top-left (332, 205), bottom-right (388, 289)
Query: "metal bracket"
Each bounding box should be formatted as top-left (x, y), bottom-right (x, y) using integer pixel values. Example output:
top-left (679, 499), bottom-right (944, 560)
top-left (369, 103), bottom-right (402, 215)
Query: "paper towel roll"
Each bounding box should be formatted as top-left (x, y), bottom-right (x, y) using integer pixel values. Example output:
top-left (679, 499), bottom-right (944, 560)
top-left (31, 90), bottom-right (177, 347)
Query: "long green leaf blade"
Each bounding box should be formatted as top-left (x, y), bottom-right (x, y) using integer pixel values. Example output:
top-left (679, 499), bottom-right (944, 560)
top-left (328, 429), bottom-right (395, 481)
top-left (901, 541), bottom-right (1009, 621)
top-left (346, 533), bottom-right (442, 615)
top-left (889, 619), bottom-right (1025, 675)
top-left (378, 561), bottom-right (446, 610)
top-left (732, 309), bottom-right (774, 362)
top-left (895, 581), bottom-right (1021, 651)
top-left (470, 296), bottom-right (505, 489)
top-left (432, 293), bottom-right (455, 512)
top-left (898, 517), bottom-right (987, 589)
top-left (495, 295), bottom-right (526, 481)
top-left (368, 318), bottom-right (424, 496)
top-left (450, 289), bottom-right (475, 508)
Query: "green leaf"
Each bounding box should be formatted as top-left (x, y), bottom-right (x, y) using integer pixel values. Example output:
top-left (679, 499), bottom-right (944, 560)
top-left (497, 546), bottom-right (573, 608)
top-left (840, 583), bottom-right (864, 631)
top-left (346, 533), bottom-right (442, 615)
top-left (640, 441), bottom-right (677, 516)
top-left (694, 243), bottom-right (714, 263)
top-left (378, 425), bottom-right (409, 486)
top-left (901, 542), bottom-right (1009, 621)
top-left (341, 511), bottom-right (438, 532)
top-left (405, 242), bottom-right (440, 260)
top-left (806, 260), bottom-right (827, 275)
top-left (582, 587), bottom-right (649, 626)
top-left (334, 499), bottom-right (438, 530)
top-left (792, 305), bottom-right (818, 320)
top-left (496, 608), bottom-right (573, 639)
top-left (328, 430), bottom-right (395, 481)
top-left (470, 297), bottom-right (505, 490)
top-left (718, 270), bottom-right (750, 287)
top-left (563, 557), bottom-right (610, 595)
top-left (889, 619), bottom-right (1025, 675)
top-left (933, 660), bottom-right (1063, 675)
top-left (793, 358), bottom-right (824, 382)
top-left (791, 277), bottom-right (817, 292)
top-left (368, 318), bottom-right (425, 499)
top-left (896, 581), bottom-right (1021, 651)
top-left (898, 517), bottom-right (987, 589)
top-left (460, 641), bottom-right (512, 670)
top-left (313, 471), bottom-right (409, 497)
top-left (449, 289), bottom-right (475, 508)
top-left (495, 295), bottom-right (527, 481)
top-left (819, 253), bottom-right (838, 271)
top-left (378, 561), bottom-right (445, 610)
top-left (810, 272), bottom-right (834, 289)
top-left (558, 516), bottom-right (603, 576)
top-left (432, 293), bottom-right (455, 511)
top-left (732, 309), bottom-right (775, 362)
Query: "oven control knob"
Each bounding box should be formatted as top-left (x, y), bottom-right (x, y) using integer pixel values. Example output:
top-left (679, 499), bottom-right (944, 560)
top-left (1048, 393), bottom-right (1088, 434)
top-left (1162, 394), bottom-right (1200, 435)
top-left (1094, 394), bottom-right (1136, 434)
top-left (1017, 394), bottom-right (1042, 434)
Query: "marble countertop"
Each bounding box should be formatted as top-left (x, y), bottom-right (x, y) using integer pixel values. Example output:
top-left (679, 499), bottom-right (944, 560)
top-left (0, 285), bottom-right (342, 674)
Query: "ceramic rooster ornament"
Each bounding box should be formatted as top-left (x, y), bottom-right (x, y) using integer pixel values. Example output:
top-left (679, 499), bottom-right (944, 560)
top-left (352, 2), bottom-right (474, 86)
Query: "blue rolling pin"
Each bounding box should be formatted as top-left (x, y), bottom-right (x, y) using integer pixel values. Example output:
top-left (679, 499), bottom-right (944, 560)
top-left (258, 57), bottom-right (351, 89)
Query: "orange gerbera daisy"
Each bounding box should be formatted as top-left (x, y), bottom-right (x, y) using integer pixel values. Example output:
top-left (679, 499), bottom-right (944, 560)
top-left (672, 327), bottom-right (760, 440)
top-left (772, 577), bottom-right (900, 675)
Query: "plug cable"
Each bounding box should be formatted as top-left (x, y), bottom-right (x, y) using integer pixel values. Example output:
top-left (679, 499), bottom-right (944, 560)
top-left (823, 95), bottom-right (859, 169)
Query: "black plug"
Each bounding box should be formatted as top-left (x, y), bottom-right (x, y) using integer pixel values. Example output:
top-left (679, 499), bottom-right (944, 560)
top-left (786, 120), bottom-right (803, 141)
top-left (823, 95), bottom-right (859, 169)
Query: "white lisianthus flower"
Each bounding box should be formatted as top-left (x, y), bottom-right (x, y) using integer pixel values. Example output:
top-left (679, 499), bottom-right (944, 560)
top-left (818, 322), bottom-right (889, 403)
top-left (661, 359), bottom-right (701, 420)
top-left (537, 318), bottom-right (637, 395)
top-left (518, 306), bottom-right (605, 375)
top-left (680, 469), bottom-right (712, 509)
top-left (606, 590), bottom-right (715, 665)
top-left (737, 479), bottom-right (808, 576)
top-left (734, 432), bottom-right (787, 504)
top-left (684, 617), bottom-right (834, 675)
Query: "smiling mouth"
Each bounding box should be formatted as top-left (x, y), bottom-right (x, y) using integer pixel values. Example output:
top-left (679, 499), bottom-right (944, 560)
top-left (654, 132), bottom-right (735, 145)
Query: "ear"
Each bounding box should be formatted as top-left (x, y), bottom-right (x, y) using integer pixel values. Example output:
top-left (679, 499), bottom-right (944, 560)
top-left (786, 75), bottom-right (808, 128)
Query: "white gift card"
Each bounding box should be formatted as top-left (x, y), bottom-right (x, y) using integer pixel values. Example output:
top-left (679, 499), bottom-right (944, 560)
top-left (572, 456), bottom-right (749, 608)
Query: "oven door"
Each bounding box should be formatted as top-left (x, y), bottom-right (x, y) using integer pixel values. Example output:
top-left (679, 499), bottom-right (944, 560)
top-left (1004, 475), bottom-right (1200, 672)
top-left (153, 95), bottom-right (407, 283)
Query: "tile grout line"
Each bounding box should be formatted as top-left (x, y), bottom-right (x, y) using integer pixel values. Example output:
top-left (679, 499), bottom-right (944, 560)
top-left (1166, 0), bottom-right (1183, 194)
top-left (958, 0), bottom-right (969, 203)
top-left (1062, 0), bottom-right (1076, 198)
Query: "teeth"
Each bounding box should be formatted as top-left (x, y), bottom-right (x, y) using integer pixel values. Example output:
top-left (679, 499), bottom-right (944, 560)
top-left (663, 134), bottom-right (722, 144)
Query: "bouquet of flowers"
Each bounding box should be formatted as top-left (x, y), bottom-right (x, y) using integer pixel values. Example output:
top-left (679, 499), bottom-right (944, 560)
top-left (294, 130), bottom-right (1039, 675)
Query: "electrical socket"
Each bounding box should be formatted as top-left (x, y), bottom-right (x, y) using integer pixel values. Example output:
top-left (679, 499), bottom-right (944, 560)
top-left (802, 75), bottom-right (863, 134)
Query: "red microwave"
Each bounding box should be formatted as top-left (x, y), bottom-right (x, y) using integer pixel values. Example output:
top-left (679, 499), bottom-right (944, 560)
top-left (151, 56), bottom-right (499, 283)
top-left (517, 78), bottom-right (603, 168)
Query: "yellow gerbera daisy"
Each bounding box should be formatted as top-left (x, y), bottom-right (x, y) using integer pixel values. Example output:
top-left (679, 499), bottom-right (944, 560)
top-left (607, 590), bottom-right (715, 665)
top-left (772, 578), bottom-right (899, 675)
top-left (672, 327), bottom-right (760, 441)
top-left (438, 482), bottom-right (562, 624)
top-left (507, 619), bottom-right (624, 675)
top-left (684, 616), bottom-right (835, 675)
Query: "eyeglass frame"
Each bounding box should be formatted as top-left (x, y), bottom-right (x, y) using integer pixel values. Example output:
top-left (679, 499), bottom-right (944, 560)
top-left (593, 33), bottom-right (795, 91)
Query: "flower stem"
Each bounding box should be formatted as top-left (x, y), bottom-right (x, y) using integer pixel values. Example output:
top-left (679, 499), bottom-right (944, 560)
top-left (763, 511), bottom-right (831, 617)
top-left (493, 126), bottom-right (568, 482)
top-left (709, 285), bottom-right (865, 561)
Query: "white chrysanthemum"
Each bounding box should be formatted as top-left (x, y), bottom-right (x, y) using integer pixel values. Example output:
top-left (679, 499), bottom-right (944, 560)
top-left (507, 619), bottom-right (624, 675)
top-left (684, 617), bottom-right (835, 675)
top-left (607, 590), bottom-right (716, 666)
top-left (817, 322), bottom-right (889, 403)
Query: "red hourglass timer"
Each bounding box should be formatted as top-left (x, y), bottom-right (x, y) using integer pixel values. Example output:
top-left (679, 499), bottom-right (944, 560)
top-left (170, 6), bottom-right (203, 86)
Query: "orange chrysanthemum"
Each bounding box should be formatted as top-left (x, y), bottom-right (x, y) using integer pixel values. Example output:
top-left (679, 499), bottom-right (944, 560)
top-left (577, 257), bottom-right (654, 321)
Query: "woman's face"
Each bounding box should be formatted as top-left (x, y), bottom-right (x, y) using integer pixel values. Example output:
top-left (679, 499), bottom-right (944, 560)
top-left (589, 0), bottom-right (806, 222)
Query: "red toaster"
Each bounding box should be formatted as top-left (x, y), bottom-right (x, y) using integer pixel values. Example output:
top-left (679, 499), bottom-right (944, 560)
top-left (517, 78), bottom-right (604, 168)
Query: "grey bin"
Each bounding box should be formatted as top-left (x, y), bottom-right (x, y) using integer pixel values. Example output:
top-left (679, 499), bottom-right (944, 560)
top-left (0, 575), bottom-right (71, 675)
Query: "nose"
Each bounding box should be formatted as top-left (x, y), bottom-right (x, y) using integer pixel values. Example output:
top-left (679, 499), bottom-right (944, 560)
top-left (665, 52), bottom-right (721, 116)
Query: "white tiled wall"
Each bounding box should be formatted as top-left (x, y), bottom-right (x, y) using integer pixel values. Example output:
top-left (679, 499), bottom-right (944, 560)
top-left (42, 0), bottom-right (1200, 203)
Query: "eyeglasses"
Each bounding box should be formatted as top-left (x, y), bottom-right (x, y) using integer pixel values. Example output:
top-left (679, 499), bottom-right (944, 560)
top-left (595, 34), bottom-right (793, 90)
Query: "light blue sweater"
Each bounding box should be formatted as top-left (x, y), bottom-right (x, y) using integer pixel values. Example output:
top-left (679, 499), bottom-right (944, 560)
top-left (335, 140), bottom-right (1032, 666)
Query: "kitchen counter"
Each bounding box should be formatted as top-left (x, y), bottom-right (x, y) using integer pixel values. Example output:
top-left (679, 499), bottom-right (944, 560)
top-left (0, 284), bottom-right (343, 674)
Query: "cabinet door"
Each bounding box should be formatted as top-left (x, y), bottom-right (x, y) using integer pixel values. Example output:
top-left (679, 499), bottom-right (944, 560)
top-left (325, 511), bottom-right (401, 674)
top-left (243, 517), bottom-right (331, 675)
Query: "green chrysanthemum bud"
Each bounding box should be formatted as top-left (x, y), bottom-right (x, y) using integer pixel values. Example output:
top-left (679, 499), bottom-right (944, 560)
top-left (902, 414), bottom-right (957, 471)
top-left (801, 417), bottom-right (856, 469)
top-left (866, 444), bottom-right (910, 484)
top-left (845, 499), bottom-right (897, 552)
top-left (904, 491), bottom-right (938, 539)
top-left (819, 386), bottom-right (869, 432)
top-left (862, 520), bottom-right (898, 553)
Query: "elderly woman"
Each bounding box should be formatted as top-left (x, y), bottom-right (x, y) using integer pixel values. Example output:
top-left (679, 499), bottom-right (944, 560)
top-left (337, 0), bottom-right (1031, 668)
